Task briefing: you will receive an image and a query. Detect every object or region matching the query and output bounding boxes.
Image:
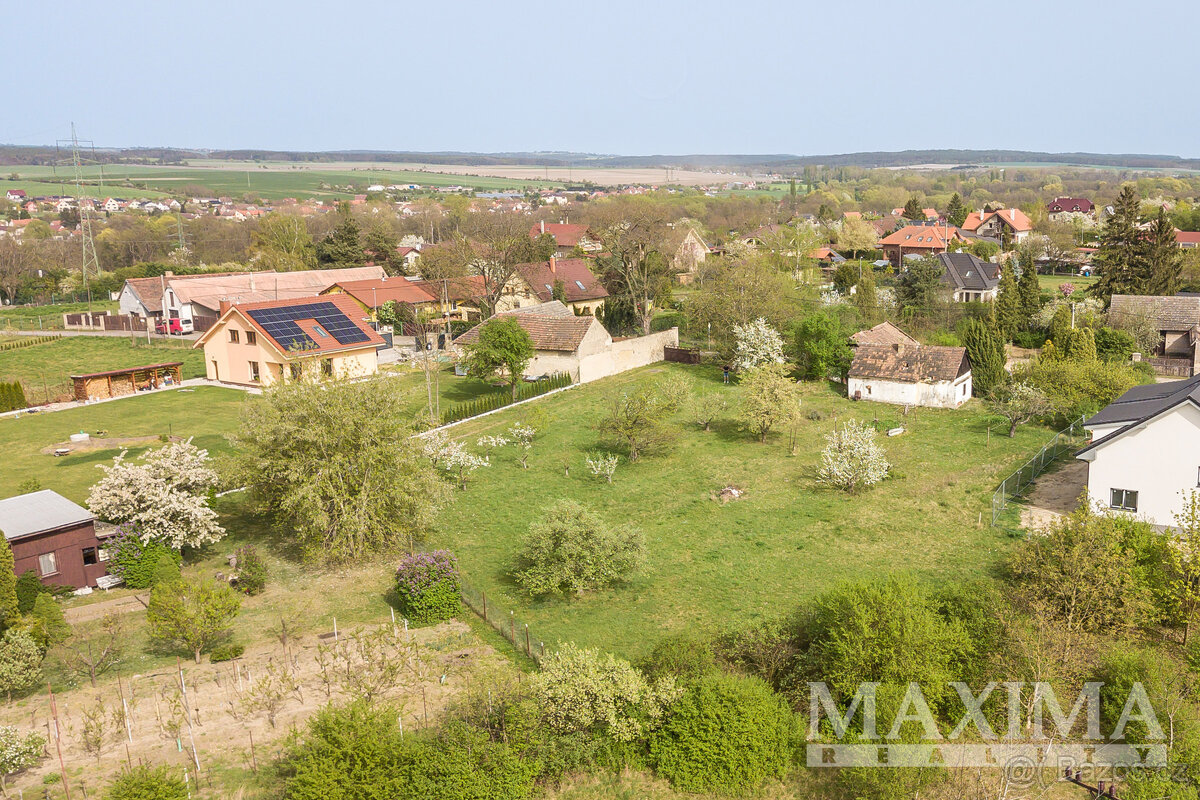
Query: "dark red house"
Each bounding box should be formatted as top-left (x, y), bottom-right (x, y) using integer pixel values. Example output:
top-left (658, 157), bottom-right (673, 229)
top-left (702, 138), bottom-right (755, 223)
top-left (0, 490), bottom-right (111, 589)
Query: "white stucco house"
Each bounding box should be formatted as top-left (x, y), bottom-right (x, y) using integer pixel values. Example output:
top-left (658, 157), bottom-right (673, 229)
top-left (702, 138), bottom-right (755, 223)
top-left (1076, 374), bottom-right (1200, 527)
top-left (453, 301), bottom-right (678, 384)
top-left (847, 342), bottom-right (972, 409)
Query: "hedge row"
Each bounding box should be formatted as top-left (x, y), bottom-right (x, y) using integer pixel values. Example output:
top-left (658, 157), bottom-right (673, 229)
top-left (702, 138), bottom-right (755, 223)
top-left (440, 372), bottom-right (571, 425)
top-left (0, 381), bottom-right (28, 413)
top-left (0, 335), bottom-right (59, 352)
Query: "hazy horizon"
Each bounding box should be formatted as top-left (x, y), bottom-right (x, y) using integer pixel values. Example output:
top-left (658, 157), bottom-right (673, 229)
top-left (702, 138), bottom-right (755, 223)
top-left (7, 0), bottom-right (1198, 157)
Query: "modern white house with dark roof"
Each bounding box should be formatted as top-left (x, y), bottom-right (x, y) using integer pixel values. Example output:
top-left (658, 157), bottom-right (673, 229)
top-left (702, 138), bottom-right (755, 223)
top-left (1076, 373), bottom-right (1200, 526)
top-left (936, 252), bottom-right (1001, 303)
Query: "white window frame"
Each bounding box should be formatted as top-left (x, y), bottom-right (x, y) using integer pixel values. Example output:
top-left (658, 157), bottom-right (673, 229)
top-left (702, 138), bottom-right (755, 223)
top-left (1109, 488), bottom-right (1138, 512)
top-left (38, 552), bottom-right (58, 577)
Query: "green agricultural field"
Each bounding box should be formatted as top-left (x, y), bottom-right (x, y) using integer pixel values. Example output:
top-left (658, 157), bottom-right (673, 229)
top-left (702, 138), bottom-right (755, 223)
top-left (429, 363), bottom-right (1052, 660)
top-left (6, 162), bottom-right (557, 201)
top-left (0, 335), bottom-right (204, 403)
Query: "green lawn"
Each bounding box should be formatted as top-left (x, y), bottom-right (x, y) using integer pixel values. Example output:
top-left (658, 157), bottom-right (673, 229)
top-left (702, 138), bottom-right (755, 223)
top-left (1039, 273), bottom-right (1096, 292)
top-left (428, 363), bottom-right (1051, 660)
top-left (0, 300), bottom-right (118, 331)
top-left (0, 335), bottom-right (204, 403)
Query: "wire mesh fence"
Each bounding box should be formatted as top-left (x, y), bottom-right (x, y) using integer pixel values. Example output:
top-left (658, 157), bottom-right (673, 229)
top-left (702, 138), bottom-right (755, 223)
top-left (990, 415), bottom-right (1088, 527)
top-left (459, 578), bottom-right (550, 664)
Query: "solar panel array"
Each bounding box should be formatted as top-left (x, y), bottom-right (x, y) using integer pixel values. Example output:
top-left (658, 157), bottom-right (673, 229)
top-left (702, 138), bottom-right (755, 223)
top-left (245, 301), bottom-right (370, 352)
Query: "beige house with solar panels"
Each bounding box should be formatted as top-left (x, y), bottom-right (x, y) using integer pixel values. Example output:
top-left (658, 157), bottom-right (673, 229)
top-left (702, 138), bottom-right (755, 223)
top-left (194, 295), bottom-right (384, 387)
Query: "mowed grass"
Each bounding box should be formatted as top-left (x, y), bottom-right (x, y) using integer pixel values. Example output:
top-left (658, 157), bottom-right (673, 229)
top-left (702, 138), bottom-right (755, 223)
top-left (1039, 273), bottom-right (1097, 292)
top-left (0, 386), bottom-right (249, 502)
top-left (429, 363), bottom-right (1050, 660)
top-left (0, 300), bottom-right (118, 331)
top-left (0, 335), bottom-right (205, 401)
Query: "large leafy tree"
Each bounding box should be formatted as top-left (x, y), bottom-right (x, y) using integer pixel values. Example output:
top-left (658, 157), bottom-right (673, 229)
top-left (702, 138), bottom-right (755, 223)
top-left (895, 256), bottom-right (947, 314)
top-left (794, 311), bottom-right (853, 380)
top-left (461, 213), bottom-right (539, 318)
top-left (461, 316), bottom-right (535, 400)
top-left (230, 378), bottom-right (451, 561)
top-left (589, 197), bottom-right (675, 334)
top-left (252, 213), bottom-right (316, 271)
top-left (315, 209), bottom-right (365, 268)
top-left (687, 255), bottom-right (801, 357)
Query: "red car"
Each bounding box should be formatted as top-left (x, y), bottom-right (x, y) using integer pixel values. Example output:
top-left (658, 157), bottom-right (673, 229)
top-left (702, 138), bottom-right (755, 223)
top-left (155, 318), bottom-right (192, 335)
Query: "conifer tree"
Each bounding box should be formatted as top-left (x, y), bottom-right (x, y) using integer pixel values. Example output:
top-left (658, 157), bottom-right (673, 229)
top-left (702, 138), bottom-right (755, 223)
top-left (1144, 207), bottom-right (1184, 296)
top-left (962, 318), bottom-right (1007, 393)
top-left (1093, 186), bottom-right (1142, 301)
top-left (0, 540), bottom-right (18, 630)
top-left (946, 193), bottom-right (967, 227)
top-left (903, 196), bottom-right (924, 220)
top-left (1065, 327), bottom-right (1097, 362)
top-left (994, 262), bottom-right (1021, 340)
top-left (1017, 260), bottom-right (1041, 324)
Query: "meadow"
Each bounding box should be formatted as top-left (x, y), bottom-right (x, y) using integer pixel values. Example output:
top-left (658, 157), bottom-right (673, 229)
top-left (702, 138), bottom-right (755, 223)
top-left (0, 335), bottom-right (205, 403)
top-left (427, 363), bottom-right (1051, 660)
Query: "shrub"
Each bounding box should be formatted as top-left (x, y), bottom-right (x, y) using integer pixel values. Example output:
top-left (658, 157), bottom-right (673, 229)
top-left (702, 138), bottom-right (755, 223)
top-left (150, 553), bottom-right (181, 587)
top-left (394, 550), bottom-right (460, 625)
top-left (104, 763), bottom-right (188, 800)
top-left (1094, 326), bottom-right (1135, 362)
top-left (209, 643), bottom-right (244, 663)
top-left (106, 528), bottom-right (182, 589)
top-left (14, 571), bottom-right (43, 615)
top-left (0, 382), bottom-right (27, 414)
top-left (535, 642), bottom-right (680, 743)
top-left (0, 630), bottom-right (42, 701)
top-left (30, 594), bottom-right (70, 647)
top-left (649, 672), bottom-right (796, 793)
top-left (235, 545), bottom-right (267, 595)
top-left (639, 634), bottom-right (718, 684)
top-left (514, 501), bottom-right (644, 597)
top-left (282, 701), bottom-right (536, 800)
top-left (0, 724), bottom-right (44, 794)
top-left (1011, 330), bottom-right (1048, 349)
top-left (1014, 357), bottom-right (1149, 427)
top-left (816, 419), bottom-right (890, 492)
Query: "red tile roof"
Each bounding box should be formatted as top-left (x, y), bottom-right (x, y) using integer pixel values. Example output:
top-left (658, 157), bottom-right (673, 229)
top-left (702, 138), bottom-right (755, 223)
top-left (1176, 231), bottom-right (1200, 245)
top-left (455, 307), bottom-right (604, 353)
top-left (966, 208), bottom-right (1033, 233)
top-left (530, 223), bottom-right (591, 247)
top-left (324, 277), bottom-right (437, 308)
top-left (515, 258), bottom-right (609, 303)
top-left (1047, 197), bottom-right (1095, 215)
top-left (849, 343), bottom-right (969, 383)
top-left (879, 225), bottom-right (960, 249)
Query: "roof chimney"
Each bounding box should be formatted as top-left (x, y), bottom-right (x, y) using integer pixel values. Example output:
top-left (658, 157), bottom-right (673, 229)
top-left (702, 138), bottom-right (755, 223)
top-left (549, 256), bottom-right (557, 274)
top-left (539, 219), bottom-right (545, 234)
top-left (219, 299), bottom-right (232, 316)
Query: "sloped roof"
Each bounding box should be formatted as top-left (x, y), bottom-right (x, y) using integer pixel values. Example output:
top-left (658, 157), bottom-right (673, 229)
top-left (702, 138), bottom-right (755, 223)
top-left (851, 321), bottom-right (919, 347)
top-left (410, 276), bottom-right (486, 305)
top-left (1078, 373), bottom-right (1200, 457)
top-left (530, 223), bottom-right (592, 247)
top-left (879, 225), bottom-right (960, 249)
top-left (1176, 231), bottom-right (1200, 245)
top-left (324, 277), bottom-right (437, 308)
top-left (454, 306), bottom-right (605, 352)
top-left (848, 343), bottom-right (969, 383)
top-left (937, 252), bottom-right (1001, 291)
top-left (979, 208), bottom-right (1033, 232)
top-left (1109, 294), bottom-right (1200, 331)
top-left (1048, 197), bottom-right (1094, 214)
top-left (195, 294), bottom-right (383, 357)
top-left (123, 272), bottom-right (252, 315)
top-left (515, 258), bottom-right (609, 303)
top-left (171, 266), bottom-right (386, 308)
top-left (0, 490), bottom-right (93, 540)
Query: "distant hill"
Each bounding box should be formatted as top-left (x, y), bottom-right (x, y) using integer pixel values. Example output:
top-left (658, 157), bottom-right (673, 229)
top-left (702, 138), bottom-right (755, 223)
top-left (1, 145), bottom-right (1197, 172)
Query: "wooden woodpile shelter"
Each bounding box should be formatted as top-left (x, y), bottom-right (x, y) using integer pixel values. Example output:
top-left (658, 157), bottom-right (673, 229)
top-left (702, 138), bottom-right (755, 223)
top-left (71, 362), bottom-right (183, 402)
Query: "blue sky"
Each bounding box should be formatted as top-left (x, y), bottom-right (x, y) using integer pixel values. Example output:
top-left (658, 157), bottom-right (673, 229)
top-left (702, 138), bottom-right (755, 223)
top-left (6, 0), bottom-right (1198, 157)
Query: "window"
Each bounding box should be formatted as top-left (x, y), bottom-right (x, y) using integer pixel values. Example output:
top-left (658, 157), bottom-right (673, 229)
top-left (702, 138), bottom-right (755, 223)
top-left (1110, 488), bottom-right (1138, 512)
top-left (246, 330), bottom-right (257, 346)
top-left (322, 358), bottom-right (333, 377)
top-left (248, 361), bottom-right (260, 382)
top-left (575, 280), bottom-right (587, 291)
top-left (97, 547), bottom-right (110, 562)
top-left (313, 324), bottom-right (328, 338)
top-left (228, 329), bottom-right (240, 344)
top-left (82, 547), bottom-right (98, 566)
top-left (38, 552), bottom-right (57, 577)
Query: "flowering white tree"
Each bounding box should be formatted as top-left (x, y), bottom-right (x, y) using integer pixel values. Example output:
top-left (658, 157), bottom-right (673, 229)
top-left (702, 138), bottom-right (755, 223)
top-left (421, 430), bottom-right (453, 467)
top-left (476, 434), bottom-right (509, 459)
top-left (816, 419), bottom-right (890, 492)
top-left (586, 452), bottom-right (619, 484)
top-left (508, 423), bottom-right (537, 469)
top-left (441, 441), bottom-right (489, 490)
top-left (86, 439), bottom-right (224, 549)
top-left (732, 317), bottom-right (786, 372)
top-left (0, 724), bottom-right (44, 794)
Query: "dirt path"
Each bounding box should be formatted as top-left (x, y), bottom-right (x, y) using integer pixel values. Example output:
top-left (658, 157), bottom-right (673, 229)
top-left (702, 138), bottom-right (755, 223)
top-left (63, 592), bottom-right (148, 623)
top-left (1019, 459), bottom-right (1088, 530)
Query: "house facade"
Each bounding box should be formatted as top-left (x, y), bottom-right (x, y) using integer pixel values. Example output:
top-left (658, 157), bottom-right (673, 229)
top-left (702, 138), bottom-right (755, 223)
top-left (1108, 294), bottom-right (1200, 373)
top-left (193, 294), bottom-right (383, 386)
top-left (847, 342), bottom-right (972, 409)
top-left (962, 209), bottom-right (1033, 243)
top-left (879, 224), bottom-right (962, 266)
top-left (1047, 197), bottom-right (1095, 222)
top-left (0, 490), bottom-right (112, 589)
top-left (501, 257), bottom-right (609, 315)
top-left (936, 252), bottom-right (1001, 302)
top-left (1076, 374), bottom-right (1200, 527)
top-left (529, 221), bottom-right (602, 258)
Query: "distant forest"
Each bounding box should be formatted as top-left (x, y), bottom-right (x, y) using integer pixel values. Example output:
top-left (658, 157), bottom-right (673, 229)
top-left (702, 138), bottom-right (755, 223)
top-left (2, 145), bottom-right (1199, 171)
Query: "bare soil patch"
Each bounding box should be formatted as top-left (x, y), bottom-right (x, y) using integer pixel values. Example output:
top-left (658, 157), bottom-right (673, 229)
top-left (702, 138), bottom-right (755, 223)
top-left (1019, 459), bottom-right (1088, 530)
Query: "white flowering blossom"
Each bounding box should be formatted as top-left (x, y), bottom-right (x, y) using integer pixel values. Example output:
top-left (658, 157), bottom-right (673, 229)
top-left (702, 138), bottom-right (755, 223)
top-left (585, 452), bottom-right (619, 484)
top-left (441, 441), bottom-right (489, 489)
top-left (476, 434), bottom-right (510, 458)
top-left (0, 725), bottom-right (44, 791)
top-left (86, 439), bottom-right (224, 549)
top-left (731, 317), bottom-right (786, 371)
top-left (508, 423), bottom-right (537, 469)
top-left (816, 419), bottom-right (890, 492)
top-left (422, 430), bottom-right (453, 467)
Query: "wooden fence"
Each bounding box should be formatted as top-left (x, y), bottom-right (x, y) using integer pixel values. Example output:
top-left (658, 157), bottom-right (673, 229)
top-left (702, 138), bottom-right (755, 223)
top-left (664, 345), bottom-right (701, 364)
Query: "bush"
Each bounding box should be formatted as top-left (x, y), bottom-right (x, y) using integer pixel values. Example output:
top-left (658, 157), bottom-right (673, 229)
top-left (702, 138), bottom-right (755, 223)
top-left (235, 545), bottom-right (267, 595)
top-left (150, 553), bottom-right (181, 587)
top-left (282, 701), bottom-right (536, 800)
top-left (0, 382), bottom-right (28, 414)
top-left (106, 528), bottom-right (182, 589)
top-left (30, 595), bottom-right (70, 647)
top-left (639, 633), bottom-right (718, 684)
top-left (14, 571), bottom-right (42, 615)
top-left (649, 672), bottom-right (796, 793)
top-left (209, 643), bottom-right (244, 663)
top-left (1012, 330), bottom-right (1048, 349)
top-left (1014, 357), bottom-right (1149, 427)
top-left (104, 763), bottom-right (188, 800)
top-left (515, 500), bottom-right (645, 597)
top-left (1094, 326), bottom-right (1135, 362)
top-left (394, 550), bottom-right (460, 625)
